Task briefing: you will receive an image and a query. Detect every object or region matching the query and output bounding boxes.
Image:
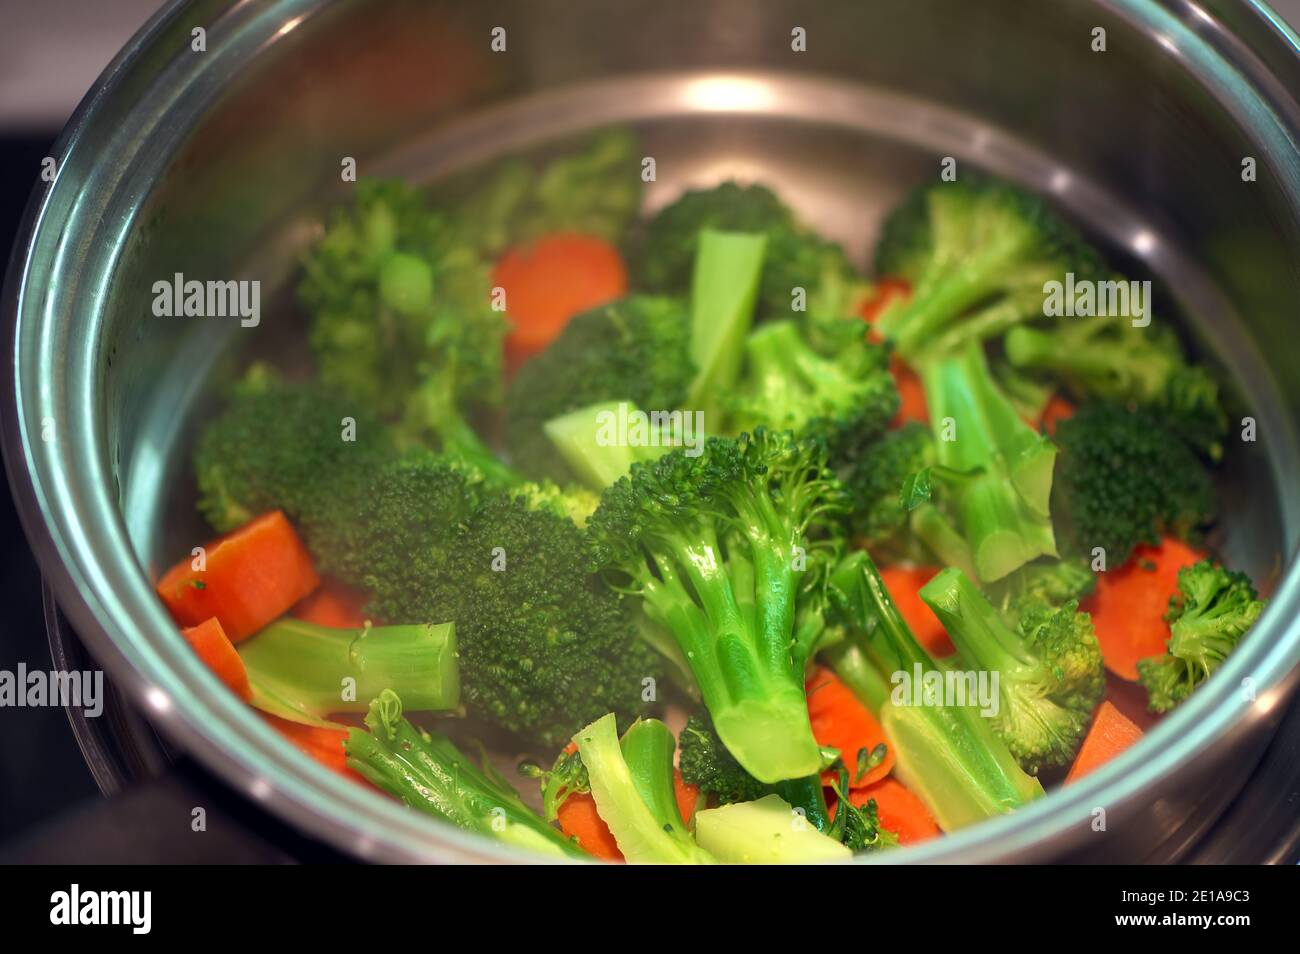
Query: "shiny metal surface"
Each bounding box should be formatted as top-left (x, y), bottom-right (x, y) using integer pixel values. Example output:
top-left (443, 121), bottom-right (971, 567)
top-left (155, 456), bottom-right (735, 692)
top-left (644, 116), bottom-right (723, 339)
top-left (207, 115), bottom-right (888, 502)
top-left (4, 0), bottom-right (1300, 862)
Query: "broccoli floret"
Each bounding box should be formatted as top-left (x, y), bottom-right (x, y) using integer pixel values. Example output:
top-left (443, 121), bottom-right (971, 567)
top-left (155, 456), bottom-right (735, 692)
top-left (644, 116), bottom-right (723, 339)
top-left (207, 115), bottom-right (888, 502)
top-left (447, 129), bottom-right (642, 257)
top-left (874, 178), bottom-right (1103, 361)
top-left (836, 794), bottom-right (898, 854)
top-left (640, 181), bottom-right (863, 320)
top-left (1138, 561), bottom-right (1265, 712)
top-left (587, 429), bottom-right (847, 783)
top-left (505, 296), bottom-right (695, 482)
top-left (919, 567), bottom-right (1104, 774)
top-left (519, 746), bottom-right (590, 823)
top-left (367, 489), bottom-right (664, 749)
top-left (239, 619), bottom-right (458, 724)
top-left (514, 480), bottom-right (601, 527)
top-left (723, 318), bottom-right (899, 459)
top-left (842, 421), bottom-right (932, 548)
top-left (1052, 402), bottom-right (1214, 567)
top-left (572, 713), bottom-right (715, 864)
top-left (299, 178), bottom-right (516, 483)
top-left (903, 341), bottom-right (1059, 583)
top-left (346, 691), bottom-right (587, 859)
top-left (988, 557), bottom-right (1097, 623)
top-left (196, 391), bottom-right (658, 749)
top-left (677, 713), bottom-right (833, 831)
top-left (818, 550), bottom-right (1045, 830)
top-left (192, 375), bottom-right (394, 538)
top-left (1004, 316), bottom-right (1228, 459)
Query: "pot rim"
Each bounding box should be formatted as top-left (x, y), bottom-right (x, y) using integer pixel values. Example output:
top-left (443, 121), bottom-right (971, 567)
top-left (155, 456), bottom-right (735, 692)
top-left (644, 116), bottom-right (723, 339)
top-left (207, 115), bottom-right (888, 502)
top-left (4, 0), bottom-right (1300, 863)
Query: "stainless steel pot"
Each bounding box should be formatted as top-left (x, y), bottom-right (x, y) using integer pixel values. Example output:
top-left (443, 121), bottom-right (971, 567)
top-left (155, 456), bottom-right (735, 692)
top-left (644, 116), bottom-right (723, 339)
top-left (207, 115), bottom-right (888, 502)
top-left (4, 0), bottom-right (1300, 863)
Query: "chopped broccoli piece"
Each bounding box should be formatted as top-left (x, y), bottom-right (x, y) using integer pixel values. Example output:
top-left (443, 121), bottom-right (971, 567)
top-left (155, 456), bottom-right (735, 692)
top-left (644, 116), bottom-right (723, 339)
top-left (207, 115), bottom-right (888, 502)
top-left (987, 557), bottom-right (1097, 623)
top-left (1052, 402), bottom-right (1214, 567)
top-left (1138, 561), bottom-right (1265, 712)
top-left (819, 550), bottom-right (1045, 830)
top-left (903, 341), bottom-right (1058, 582)
top-left (1004, 316), bottom-right (1228, 459)
top-left (587, 429), bottom-right (847, 783)
top-left (639, 180), bottom-right (864, 320)
top-left (505, 296), bottom-right (695, 483)
top-left (346, 691), bottom-right (586, 859)
top-left (572, 713), bottom-right (715, 864)
top-left (519, 746), bottom-right (590, 823)
top-left (919, 567), bottom-right (1105, 774)
top-left (677, 713), bottom-right (833, 832)
top-left (239, 619), bottom-right (458, 725)
top-left (447, 129), bottom-right (642, 257)
top-left (723, 318), bottom-right (899, 459)
top-left (874, 178), bottom-right (1103, 361)
top-left (299, 178), bottom-right (515, 483)
top-left (841, 421), bottom-right (932, 548)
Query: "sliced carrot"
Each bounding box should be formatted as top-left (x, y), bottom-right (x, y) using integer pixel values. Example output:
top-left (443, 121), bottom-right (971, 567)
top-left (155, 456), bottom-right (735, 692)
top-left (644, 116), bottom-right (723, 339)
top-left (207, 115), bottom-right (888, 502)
top-left (555, 766), bottom-right (698, 862)
top-left (881, 565), bottom-right (953, 657)
top-left (1065, 700), bottom-right (1143, 784)
top-left (890, 356), bottom-right (929, 426)
top-left (292, 578), bottom-right (370, 629)
top-left (859, 277), bottom-right (911, 327)
top-left (493, 232), bottom-right (628, 361)
top-left (181, 617), bottom-right (251, 702)
top-left (1039, 393), bottom-right (1075, 436)
top-left (851, 776), bottom-right (940, 844)
top-left (157, 510), bottom-right (320, 642)
top-left (806, 666), bottom-right (895, 787)
top-left (556, 790), bottom-right (624, 861)
top-left (261, 712), bottom-right (369, 785)
top-left (1084, 538), bottom-right (1204, 681)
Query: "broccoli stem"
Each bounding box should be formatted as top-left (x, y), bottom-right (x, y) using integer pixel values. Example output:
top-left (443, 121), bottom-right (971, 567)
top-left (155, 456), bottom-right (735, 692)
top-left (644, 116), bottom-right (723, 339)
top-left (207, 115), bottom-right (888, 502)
top-left (239, 619), bottom-right (458, 725)
top-left (641, 524), bottom-right (822, 785)
top-left (573, 714), bottom-right (715, 864)
top-left (686, 229), bottom-right (767, 421)
top-left (918, 567), bottom-right (1035, 678)
top-left (543, 400), bottom-right (672, 491)
top-left (919, 343), bottom-right (1057, 582)
top-left (821, 551), bottom-right (1044, 830)
top-left (403, 373), bottom-right (522, 487)
top-left (346, 691), bottom-right (584, 859)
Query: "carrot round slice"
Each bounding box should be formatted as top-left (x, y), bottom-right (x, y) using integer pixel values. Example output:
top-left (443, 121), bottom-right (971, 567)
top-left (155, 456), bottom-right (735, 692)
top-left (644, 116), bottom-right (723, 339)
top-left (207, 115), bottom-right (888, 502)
top-left (851, 776), bottom-right (940, 844)
top-left (493, 232), bottom-right (628, 361)
top-left (1065, 700), bottom-right (1143, 784)
top-left (180, 617), bottom-right (251, 701)
top-left (1084, 538), bottom-right (1204, 680)
top-left (806, 666), bottom-right (895, 787)
top-left (157, 510), bottom-right (320, 642)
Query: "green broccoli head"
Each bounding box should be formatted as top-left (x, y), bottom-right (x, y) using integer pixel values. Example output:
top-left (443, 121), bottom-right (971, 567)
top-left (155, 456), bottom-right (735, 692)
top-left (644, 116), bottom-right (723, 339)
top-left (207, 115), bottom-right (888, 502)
top-left (841, 421), bottom-right (933, 547)
top-left (639, 180), bottom-right (862, 319)
top-left (1004, 316), bottom-right (1228, 460)
top-left (677, 713), bottom-right (767, 805)
top-left (588, 429), bottom-right (846, 784)
top-left (874, 178), bottom-right (1104, 360)
top-left (405, 492), bottom-right (665, 750)
top-left (919, 567), bottom-right (1104, 774)
top-left (723, 318), bottom-right (898, 460)
top-left (1053, 402), bottom-right (1215, 567)
top-left (505, 295), bottom-right (695, 483)
top-left (299, 178), bottom-right (512, 480)
top-left (988, 557), bottom-right (1097, 623)
top-left (192, 374), bottom-right (393, 537)
top-left (1138, 561), bottom-right (1265, 713)
top-left (514, 480), bottom-right (601, 528)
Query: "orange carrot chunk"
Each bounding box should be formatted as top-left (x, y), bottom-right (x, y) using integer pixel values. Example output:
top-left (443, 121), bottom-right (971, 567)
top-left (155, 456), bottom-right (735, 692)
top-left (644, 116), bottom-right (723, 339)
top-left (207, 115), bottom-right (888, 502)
top-left (292, 578), bottom-right (370, 629)
top-left (157, 510), bottom-right (320, 643)
top-left (806, 666), bottom-right (895, 787)
top-left (493, 232), bottom-right (628, 361)
top-left (881, 565), bottom-right (953, 657)
top-left (180, 617), bottom-right (251, 702)
top-left (1039, 394), bottom-right (1075, 436)
top-left (1065, 700), bottom-right (1143, 784)
top-left (851, 776), bottom-right (940, 845)
top-left (260, 712), bottom-right (372, 787)
top-left (859, 277), bottom-right (911, 328)
top-left (889, 356), bottom-right (930, 426)
top-left (556, 791), bottom-right (624, 861)
top-left (1085, 538), bottom-right (1204, 681)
